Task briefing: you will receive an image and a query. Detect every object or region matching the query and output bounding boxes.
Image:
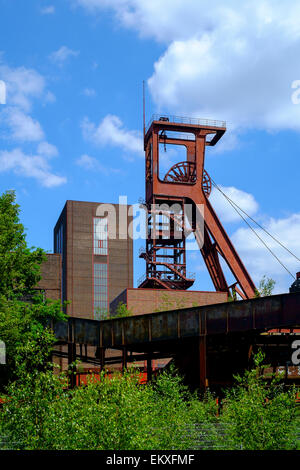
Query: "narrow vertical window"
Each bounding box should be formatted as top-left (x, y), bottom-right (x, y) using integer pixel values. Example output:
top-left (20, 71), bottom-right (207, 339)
top-left (55, 224), bottom-right (63, 255)
top-left (94, 263), bottom-right (108, 320)
top-left (94, 217), bottom-right (108, 255)
top-left (55, 223), bottom-right (64, 302)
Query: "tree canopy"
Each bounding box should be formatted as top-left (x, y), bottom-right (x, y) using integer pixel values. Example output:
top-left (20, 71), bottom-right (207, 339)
top-left (0, 191), bottom-right (46, 299)
top-left (0, 190), bottom-right (65, 384)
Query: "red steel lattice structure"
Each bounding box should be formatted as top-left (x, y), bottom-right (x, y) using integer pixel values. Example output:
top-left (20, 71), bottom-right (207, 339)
top-left (139, 115), bottom-right (256, 299)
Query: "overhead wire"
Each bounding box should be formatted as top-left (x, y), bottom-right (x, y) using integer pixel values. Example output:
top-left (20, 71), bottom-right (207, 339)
top-left (211, 177), bottom-right (300, 264)
top-left (210, 177), bottom-right (296, 279)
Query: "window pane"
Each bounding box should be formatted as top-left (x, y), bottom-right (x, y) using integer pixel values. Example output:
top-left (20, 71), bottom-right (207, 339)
top-left (94, 217), bottom-right (108, 255)
top-left (94, 262), bottom-right (108, 320)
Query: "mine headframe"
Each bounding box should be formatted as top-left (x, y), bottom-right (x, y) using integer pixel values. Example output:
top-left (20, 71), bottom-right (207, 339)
top-left (138, 114), bottom-right (256, 300)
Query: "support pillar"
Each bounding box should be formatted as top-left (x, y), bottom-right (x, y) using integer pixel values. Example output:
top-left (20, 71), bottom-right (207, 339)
top-left (122, 347), bottom-right (127, 372)
top-left (199, 335), bottom-right (207, 392)
top-left (68, 342), bottom-right (76, 389)
top-left (147, 355), bottom-right (153, 383)
top-left (100, 347), bottom-right (105, 372)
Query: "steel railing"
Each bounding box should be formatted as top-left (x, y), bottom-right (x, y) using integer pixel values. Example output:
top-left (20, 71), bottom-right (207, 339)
top-left (146, 114), bottom-right (226, 133)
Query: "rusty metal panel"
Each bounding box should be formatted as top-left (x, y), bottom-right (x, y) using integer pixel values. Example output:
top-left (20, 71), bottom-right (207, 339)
top-left (84, 321), bottom-right (99, 346)
top-left (180, 310), bottom-right (199, 337)
top-left (123, 316), bottom-right (149, 345)
top-left (74, 319), bottom-right (99, 346)
top-left (113, 320), bottom-right (124, 346)
top-left (206, 304), bottom-right (227, 334)
top-left (101, 321), bottom-right (113, 347)
top-left (254, 296), bottom-right (282, 330)
top-left (54, 293), bottom-right (300, 350)
top-left (227, 301), bottom-right (253, 332)
top-left (53, 321), bottom-right (68, 341)
top-left (151, 312), bottom-right (178, 341)
top-left (74, 319), bottom-right (85, 344)
top-left (282, 294), bottom-right (300, 327)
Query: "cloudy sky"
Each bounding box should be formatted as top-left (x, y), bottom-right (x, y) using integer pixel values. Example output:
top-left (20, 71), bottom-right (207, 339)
top-left (1, 0), bottom-right (300, 294)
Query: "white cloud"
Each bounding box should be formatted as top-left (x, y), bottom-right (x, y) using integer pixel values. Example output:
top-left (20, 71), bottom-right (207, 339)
top-left (49, 46), bottom-right (79, 65)
top-left (76, 154), bottom-right (99, 169)
top-left (148, 34), bottom-right (300, 133)
top-left (0, 148), bottom-right (66, 187)
top-left (72, 0), bottom-right (300, 141)
top-left (0, 64), bottom-right (48, 142)
top-left (41, 5), bottom-right (55, 14)
top-left (3, 108), bottom-right (45, 142)
top-left (210, 185), bottom-right (259, 223)
top-left (81, 114), bottom-right (143, 156)
top-left (231, 213), bottom-right (300, 293)
top-left (71, 1), bottom-right (290, 43)
top-left (0, 61), bottom-right (64, 188)
top-left (209, 133), bottom-right (240, 156)
top-left (76, 153), bottom-right (120, 174)
top-left (71, 0), bottom-right (211, 40)
top-left (44, 91), bottom-right (56, 103)
top-left (0, 64), bottom-right (46, 112)
top-left (37, 141), bottom-right (59, 158)
top-left (0, 80), bottom-right (6, 104)
top-left (82, 87), bottom-right (96, 97)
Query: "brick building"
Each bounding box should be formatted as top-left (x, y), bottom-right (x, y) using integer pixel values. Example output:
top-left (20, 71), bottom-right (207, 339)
top-left (38, 199), bottom-right (227, 319)
top-left (38, 253), bottom-right (61, 301)
top-left (111, 288), bottom-right (227, 316)
top-left (38, 199), bottom-right (229, 374)
top-left (53, 200), bottom-right (133, 320)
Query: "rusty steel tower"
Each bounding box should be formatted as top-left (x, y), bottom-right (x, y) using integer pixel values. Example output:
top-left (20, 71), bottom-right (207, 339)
top-left (138, 115), bottom-right (256, 300)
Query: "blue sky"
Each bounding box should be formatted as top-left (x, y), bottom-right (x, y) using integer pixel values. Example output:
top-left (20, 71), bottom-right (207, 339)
top-left (1, 0), bottom-right (300, 294)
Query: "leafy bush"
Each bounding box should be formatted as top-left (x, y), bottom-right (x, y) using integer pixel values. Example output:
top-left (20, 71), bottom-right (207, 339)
top-left (255, 276), bottom-right (276, 297)
top-left (0, 191), bottom-right (66, 385)
top-left (219, 354), bottom-right (298, 450)
top-left (0, 367), bottom-right (217, 450)
top-left (0, 358), bottom-right (298, 450)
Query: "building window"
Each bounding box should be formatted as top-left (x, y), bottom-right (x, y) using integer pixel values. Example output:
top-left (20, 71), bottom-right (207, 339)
top-left (94, 217), bottom-right (108, 255)
top-left (54, 223), bottom-right (64, 302)
top-left (55, 223), bottom-right (63, 254)
top-left (94, 263), bottom-right (108, 320)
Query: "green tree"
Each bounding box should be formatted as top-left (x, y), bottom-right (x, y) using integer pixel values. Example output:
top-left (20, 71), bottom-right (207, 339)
top-left (0, 191), bottom-right (65, 383)
top-left (0, 191), bottom-right (45, 299)
top-left (255, 275), bottom-right (276, 297)
top-left (112, 301), bottom-right (133, 318)
top-left (219, 353), bottom-right (297, 450)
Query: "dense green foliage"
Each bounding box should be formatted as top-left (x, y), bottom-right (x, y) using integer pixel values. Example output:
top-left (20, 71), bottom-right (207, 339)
top-left (0, 191), bottom-right (65, 383)
top-left (220, 353), bottom-right (298, 450)
top-left (0, 367), bottom-right (217, 450)
top-left (0, 191), bottom-right (45, 299)
top-left (111, 301), bottom-right (133, 318)
top-left (0, 360), bottom-right (298, 450)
